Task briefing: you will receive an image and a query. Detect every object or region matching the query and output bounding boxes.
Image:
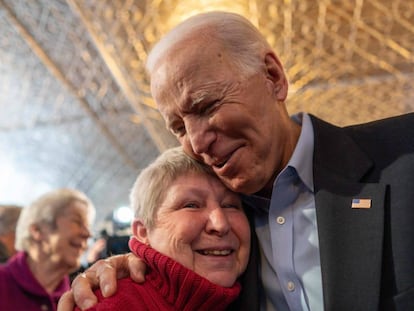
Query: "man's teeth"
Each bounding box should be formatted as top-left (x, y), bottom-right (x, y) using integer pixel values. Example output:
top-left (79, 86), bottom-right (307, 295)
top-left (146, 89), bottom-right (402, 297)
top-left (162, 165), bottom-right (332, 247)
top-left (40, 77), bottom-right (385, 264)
top-left (199, 250), bottom-right (232, 256)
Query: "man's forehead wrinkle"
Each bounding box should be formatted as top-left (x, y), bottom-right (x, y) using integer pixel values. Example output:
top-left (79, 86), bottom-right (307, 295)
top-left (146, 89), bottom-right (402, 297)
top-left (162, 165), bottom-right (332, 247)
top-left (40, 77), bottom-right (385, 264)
top-left (190, 91), bottom-right (208, 110)
top-left (171, 77), bottom-right (193, 114)
top-left (188, 78), bottom-right (223, 104)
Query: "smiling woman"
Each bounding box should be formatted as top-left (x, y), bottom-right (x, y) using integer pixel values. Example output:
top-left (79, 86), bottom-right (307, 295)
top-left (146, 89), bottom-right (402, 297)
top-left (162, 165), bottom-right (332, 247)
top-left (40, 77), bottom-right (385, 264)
top-left (0, 188), bottom-right (95, 311)
top-left (72, 146), bottom-right (251, 311)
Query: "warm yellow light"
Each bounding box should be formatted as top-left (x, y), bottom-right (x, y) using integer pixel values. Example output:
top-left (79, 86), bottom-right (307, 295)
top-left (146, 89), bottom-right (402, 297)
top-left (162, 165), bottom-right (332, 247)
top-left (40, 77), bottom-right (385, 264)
top-left (165, 0), bottom-right (259, 33)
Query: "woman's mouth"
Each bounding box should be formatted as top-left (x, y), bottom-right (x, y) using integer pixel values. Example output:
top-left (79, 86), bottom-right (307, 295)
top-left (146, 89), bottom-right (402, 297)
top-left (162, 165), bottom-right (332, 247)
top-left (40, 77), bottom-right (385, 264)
top-left (197, 249), bottom-right (234, 256)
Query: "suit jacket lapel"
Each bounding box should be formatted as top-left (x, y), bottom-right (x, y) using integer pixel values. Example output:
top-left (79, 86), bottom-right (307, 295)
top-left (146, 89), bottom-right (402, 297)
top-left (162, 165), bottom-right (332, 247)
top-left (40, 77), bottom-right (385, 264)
top-left (311, 115), bottom-right (386, 310)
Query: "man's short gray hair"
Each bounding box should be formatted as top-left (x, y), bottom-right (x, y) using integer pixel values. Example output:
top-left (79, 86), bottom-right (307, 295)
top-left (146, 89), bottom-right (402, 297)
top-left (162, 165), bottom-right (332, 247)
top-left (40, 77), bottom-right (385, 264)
top-left (146, 11), bottom-right (271, 78)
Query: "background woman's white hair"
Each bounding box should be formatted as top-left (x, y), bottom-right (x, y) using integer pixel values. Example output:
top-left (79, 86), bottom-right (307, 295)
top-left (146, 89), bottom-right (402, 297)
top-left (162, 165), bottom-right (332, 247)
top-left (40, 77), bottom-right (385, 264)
top-left (146, 11), bottom-right (272, 78)
top-left (15, 188), bottom-right (95, 251)
top-left (130, 146), bottom-right (214, 228)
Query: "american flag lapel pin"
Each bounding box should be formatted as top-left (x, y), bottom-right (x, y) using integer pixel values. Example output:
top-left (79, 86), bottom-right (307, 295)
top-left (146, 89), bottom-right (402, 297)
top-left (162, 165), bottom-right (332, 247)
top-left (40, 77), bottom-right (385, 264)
top-left (351, 198), bottom-right (371, 209)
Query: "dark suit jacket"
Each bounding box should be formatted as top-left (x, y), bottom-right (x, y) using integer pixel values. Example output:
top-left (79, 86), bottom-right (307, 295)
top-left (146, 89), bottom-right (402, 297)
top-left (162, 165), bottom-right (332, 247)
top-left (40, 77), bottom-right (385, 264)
top-left (230, 113), bottom-right (414, 311)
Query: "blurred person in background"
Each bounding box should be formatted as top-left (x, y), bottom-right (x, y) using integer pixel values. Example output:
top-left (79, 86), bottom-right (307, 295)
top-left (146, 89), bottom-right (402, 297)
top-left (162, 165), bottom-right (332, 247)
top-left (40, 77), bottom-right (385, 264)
top-left (0, 204), bottom-right (22, 263)
top-left (0, 188), bottom-right (95, 311)
top-left (70, 146), bottom-right (251, 311)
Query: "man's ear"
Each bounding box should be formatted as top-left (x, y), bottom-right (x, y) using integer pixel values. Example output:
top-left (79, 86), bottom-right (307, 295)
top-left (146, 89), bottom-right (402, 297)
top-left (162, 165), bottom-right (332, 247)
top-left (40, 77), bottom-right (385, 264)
top-left (264, 52), bottom-right (288, 101)
top-left (132, 219), bottom-right (150, 244)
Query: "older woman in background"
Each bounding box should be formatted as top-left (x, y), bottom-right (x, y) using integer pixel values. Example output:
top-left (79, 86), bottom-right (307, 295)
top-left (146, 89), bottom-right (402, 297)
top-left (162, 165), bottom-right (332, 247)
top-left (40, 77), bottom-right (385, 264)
top-left (73, 147), bottom-right (251, 311)
top-left (0, 188), bottom-right (95, 311)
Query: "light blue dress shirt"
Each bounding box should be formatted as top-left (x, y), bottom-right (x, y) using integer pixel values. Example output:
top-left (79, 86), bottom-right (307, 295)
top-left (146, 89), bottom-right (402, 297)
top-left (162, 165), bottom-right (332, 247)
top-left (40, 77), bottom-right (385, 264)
top-left (244, 113), bottom-right (323, 311)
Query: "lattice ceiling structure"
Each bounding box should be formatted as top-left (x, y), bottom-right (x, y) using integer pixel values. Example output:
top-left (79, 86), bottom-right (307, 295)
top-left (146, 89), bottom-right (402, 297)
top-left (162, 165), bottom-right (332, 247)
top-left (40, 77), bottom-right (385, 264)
top-left (0, 0), bottom-right (413, 230)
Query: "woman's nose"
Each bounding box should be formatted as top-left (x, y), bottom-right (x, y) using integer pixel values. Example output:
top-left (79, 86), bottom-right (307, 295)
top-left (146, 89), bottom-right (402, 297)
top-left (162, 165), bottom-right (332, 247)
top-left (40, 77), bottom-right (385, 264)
top-left (80, 223), bottom-right (92, 238)
top-left (205, 207), bottom-right (231, 236)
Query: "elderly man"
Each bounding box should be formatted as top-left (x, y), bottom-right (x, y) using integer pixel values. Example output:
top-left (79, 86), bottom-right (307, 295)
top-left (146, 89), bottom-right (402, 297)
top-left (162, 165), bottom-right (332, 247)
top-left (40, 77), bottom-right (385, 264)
top-left (61, 11), bottom-right (414, 311)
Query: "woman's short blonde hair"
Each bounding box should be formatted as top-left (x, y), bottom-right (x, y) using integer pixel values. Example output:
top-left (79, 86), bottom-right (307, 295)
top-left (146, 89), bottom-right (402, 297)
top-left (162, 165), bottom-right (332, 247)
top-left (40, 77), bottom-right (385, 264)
top-left (130, 146), bottom-right (215, 228)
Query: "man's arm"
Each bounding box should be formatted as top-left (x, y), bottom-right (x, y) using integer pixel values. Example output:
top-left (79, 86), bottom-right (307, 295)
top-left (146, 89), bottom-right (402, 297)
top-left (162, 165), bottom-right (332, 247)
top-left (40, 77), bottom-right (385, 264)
top-left (58, 253), bottom-right (146, 311)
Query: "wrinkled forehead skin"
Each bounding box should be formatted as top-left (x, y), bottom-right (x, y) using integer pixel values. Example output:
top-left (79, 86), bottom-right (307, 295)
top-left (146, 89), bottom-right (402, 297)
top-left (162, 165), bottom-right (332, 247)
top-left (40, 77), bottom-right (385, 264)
top-left (150, 34), bottom-right (238, 121)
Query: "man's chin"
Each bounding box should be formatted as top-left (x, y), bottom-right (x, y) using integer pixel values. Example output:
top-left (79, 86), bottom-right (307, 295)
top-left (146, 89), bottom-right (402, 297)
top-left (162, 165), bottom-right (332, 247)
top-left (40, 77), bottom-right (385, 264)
top-left (221, 176), bottom-right (253, 194)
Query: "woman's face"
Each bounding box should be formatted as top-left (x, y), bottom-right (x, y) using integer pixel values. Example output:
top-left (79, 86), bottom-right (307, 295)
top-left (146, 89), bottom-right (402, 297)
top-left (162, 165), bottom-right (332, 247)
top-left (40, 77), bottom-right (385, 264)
top-left (38, 201), bottom-right (91, 272)
top-left (135, 171), bottom-right (250, 287)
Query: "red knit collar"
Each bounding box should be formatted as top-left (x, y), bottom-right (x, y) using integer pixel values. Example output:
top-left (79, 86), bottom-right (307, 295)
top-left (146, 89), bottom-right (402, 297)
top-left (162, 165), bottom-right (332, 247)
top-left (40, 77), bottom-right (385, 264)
top-left (129, 238), bottom-right (241, 310)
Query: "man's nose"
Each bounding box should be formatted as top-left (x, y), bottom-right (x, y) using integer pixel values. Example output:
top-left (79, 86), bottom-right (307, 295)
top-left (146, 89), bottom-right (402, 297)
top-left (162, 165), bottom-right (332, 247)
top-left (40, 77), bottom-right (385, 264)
top-left (185, 118), bottom-right (215, 156)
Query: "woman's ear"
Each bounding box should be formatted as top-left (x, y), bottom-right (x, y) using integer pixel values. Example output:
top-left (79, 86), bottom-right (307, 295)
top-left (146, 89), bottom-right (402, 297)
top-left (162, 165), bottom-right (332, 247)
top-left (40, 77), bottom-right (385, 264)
top-left (132, 219), bottom-right (150, 244)
top-left (29, 224), bottom-right (43, 242)
top-left (264, 52), bottom-right (288, 101)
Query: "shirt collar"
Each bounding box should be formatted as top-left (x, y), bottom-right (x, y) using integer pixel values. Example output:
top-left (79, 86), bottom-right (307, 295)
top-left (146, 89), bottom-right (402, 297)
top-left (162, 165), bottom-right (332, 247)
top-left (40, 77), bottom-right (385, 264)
top-left (243, 113), bottom-right (315, 212)
top-left (288, 112), bottom-right (314, 192)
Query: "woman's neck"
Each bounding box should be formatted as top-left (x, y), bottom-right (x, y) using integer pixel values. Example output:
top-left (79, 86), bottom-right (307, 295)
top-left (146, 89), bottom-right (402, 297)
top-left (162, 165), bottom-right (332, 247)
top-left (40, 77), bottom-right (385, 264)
top-left (26, 250), bottom-right (68, 293)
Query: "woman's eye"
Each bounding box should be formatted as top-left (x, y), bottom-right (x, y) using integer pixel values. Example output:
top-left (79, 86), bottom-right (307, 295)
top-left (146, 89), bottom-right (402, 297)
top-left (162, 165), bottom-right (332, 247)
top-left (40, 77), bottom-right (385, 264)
top-left (184, 203), bottom-right (199, 209)
top-left (71, 218), bottom-right (83, 226)
top-left (222, 203), bottom-right (242, 210)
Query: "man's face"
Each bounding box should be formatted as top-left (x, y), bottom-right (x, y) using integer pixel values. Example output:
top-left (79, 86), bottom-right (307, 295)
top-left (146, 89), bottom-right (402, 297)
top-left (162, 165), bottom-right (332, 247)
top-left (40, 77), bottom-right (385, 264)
top-left (151, 40), bottom-right (292, 194)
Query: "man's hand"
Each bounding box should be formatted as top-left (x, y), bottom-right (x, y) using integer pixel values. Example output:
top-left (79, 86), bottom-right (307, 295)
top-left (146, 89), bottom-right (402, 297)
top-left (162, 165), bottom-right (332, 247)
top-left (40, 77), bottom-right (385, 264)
top-left (57, 253), bottom-right (146, 311)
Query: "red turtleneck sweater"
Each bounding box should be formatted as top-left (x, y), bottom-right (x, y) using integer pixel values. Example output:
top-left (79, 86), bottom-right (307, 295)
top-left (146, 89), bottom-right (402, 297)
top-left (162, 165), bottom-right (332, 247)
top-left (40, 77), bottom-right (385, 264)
top-left (77, 238), bottom-right (241, 311)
